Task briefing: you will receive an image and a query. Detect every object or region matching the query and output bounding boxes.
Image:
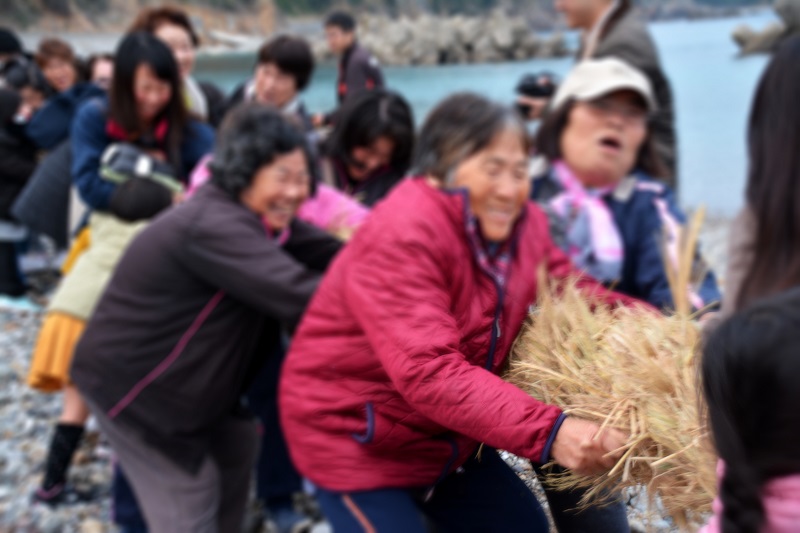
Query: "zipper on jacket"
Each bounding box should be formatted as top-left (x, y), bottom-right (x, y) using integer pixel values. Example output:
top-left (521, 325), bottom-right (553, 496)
top-left (426, 435), bottom-right (460, 502)
top-left (484, 277), bottom-right (504, 371)
top-left (476, 223), bottom-right (520, 372)
top-left (453, 186), bottom-right (520, 372)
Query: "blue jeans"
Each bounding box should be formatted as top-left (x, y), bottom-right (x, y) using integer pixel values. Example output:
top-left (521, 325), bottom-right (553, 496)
top-left (316, 449), bottom-right (629, 533)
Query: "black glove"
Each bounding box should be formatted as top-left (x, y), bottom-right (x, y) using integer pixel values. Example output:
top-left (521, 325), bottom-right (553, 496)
top-left (108, 178), bottom-right (173, 223)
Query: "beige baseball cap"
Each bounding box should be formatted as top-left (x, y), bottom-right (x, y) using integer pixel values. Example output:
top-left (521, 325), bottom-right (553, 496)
top-left (550, 57), bottom-right (657, 113)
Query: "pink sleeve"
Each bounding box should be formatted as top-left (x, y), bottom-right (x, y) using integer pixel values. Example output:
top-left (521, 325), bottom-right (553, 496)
top-left (186, 155), bottom-right (214, 198)
top-left (699, 460), bottom-right (725, 533)
top-left (298, 183), bottom-right (369, 232)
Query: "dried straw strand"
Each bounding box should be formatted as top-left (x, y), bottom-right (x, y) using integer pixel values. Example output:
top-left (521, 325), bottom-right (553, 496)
top-left (507, 210), bottom-right (717, 528)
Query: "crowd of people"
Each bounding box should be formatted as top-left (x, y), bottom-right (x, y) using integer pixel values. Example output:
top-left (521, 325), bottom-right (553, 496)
top-left (0, 0), bottom-right (799, 531)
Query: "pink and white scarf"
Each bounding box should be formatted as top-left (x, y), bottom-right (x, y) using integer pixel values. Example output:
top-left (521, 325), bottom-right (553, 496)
top-left (548, 161), bottom-right (624, 283)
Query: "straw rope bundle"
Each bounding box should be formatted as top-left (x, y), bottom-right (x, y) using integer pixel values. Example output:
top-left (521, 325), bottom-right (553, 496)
top-left (507, 210), bottom-right (717, 529)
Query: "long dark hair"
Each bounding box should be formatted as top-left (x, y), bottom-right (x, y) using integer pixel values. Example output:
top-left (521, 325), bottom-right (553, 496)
top-left (737, 36), bottom-right (800, 309)
top-left (325, 89), bottom-right (415, 176)
top-left (109, 32), bottom-right (188, 173)
top-left (534, 97), bottom-right (667, 179)
top-left (702, 287), bottom-right (800, 533)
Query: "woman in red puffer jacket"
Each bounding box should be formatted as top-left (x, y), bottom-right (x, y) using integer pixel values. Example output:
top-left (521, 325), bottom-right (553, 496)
top-left (280, 93), bottom-right (643, 532)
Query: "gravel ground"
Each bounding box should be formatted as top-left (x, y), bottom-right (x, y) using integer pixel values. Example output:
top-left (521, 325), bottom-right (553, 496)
top-left (0, 218), bottom-right (730, 532)
top-left (0, 309), bottom-right (113, 533)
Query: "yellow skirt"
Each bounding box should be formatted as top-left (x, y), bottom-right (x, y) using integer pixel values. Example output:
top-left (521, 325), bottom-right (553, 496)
top-left (61, 227), bottom-right (91, 275)
top-left (27, 312), bottom-right (86, 393)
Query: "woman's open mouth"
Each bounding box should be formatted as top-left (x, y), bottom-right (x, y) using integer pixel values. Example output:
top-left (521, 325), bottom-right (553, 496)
top-left (598, 136), bottom-right (623, 154)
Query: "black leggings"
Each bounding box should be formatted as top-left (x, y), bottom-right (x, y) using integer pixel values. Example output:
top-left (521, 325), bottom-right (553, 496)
top-left (0, 241), bottom-right (25, 296)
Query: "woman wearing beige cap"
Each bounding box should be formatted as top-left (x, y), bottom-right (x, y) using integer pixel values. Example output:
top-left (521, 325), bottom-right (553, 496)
top-left (532, 57), bottom-right (721, 313)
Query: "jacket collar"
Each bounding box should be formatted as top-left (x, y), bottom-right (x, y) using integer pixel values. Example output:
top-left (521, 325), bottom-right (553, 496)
top-left (534, 165), bottom-right (639, 203)
top-left (580, 0), bottom-right (625, 59)
top-left (415, 176), bottom-right (526, 261)
top-left (106, 117), bottom-right (169, 144)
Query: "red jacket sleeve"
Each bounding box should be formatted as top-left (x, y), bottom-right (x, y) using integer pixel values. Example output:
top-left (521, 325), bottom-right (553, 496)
top-left (343, 231), bottom-right (564, 463)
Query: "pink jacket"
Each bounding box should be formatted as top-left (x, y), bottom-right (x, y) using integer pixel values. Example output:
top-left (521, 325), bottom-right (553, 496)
top-left (188, 155), bottom-right (369, 234)
top-left (700, 462), bottom-right (800, 533)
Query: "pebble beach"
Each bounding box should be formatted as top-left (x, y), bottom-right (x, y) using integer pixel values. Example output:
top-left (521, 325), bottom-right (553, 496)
top-left (0, 219), bottom-right (731, 532)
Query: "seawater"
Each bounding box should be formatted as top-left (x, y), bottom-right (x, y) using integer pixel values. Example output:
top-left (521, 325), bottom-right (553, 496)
top-left (196, 10), bottom-right (779, 215)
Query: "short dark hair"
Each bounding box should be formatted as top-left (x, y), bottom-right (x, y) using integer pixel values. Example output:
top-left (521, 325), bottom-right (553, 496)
top-left (257, 35), bottom-right (314, 91)
top-left (210, 103), bottom-right (315, 200)
top-left (414, 92), bottom-right (527, 182)
top-left (326, 89), bottom-right (415, 175)
top-left (110, 32), bottom-right (188, 172)
top-left (0, 27), bottom-right (23, 55)
top-left (325, 11), bottom-right (356, 32)
top-left (35, 38), bottom-right (77, 68)
top-left (534, 98), bottom-right (667, 179)
top-left (702, 287), bottom-right (800, 533)
top-left (128, 6), bottom-right (200, 47)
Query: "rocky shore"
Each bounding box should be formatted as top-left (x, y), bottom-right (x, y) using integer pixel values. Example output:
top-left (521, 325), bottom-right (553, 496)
top-left (201, 10), bottom-right (572, 67)
top-left (20, 2), bottom-right (760, 66)
top-left (0, 218), bottom-right (731, 532)
top-left (212, 4), bottom-right (756, 67)
top-left (325, 11), bottom-right (569, 66)
top-left (732, 0), bottom-right (800, 54)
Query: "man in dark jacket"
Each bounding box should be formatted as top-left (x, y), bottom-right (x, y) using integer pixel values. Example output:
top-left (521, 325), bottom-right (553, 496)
top-left (556, 0), bottom-right (678, 189)
top-left (225, 35), bottom-right (316, 134)
top-left (315, 11), bottom-right (385, 127)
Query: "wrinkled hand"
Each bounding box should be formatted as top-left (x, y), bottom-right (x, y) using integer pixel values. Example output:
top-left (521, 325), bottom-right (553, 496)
top-left (550, 417), bottom-right (628, 477)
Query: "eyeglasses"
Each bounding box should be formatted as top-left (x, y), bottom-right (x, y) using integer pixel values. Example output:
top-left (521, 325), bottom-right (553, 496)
top-left (586, 98), bottom-right (651, 125)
